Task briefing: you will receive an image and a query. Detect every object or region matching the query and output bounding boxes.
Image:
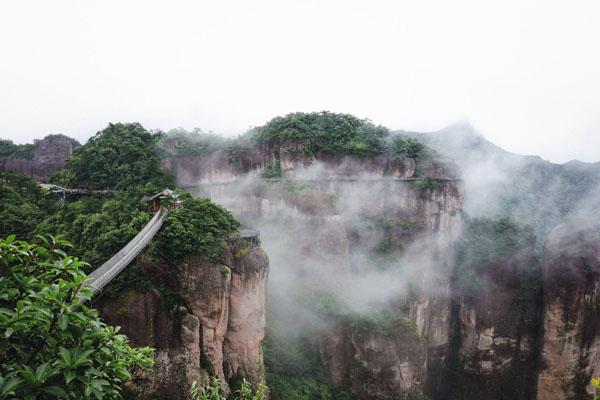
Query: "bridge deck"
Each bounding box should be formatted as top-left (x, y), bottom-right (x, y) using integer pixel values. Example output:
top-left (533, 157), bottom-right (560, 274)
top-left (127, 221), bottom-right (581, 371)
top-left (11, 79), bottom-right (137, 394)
top-left (86, 207), bottom-right (169, 294)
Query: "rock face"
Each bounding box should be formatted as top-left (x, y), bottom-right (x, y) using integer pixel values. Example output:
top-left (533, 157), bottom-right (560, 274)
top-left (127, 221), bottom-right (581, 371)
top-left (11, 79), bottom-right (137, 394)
top-left (161, 145), bottom-right (600, 400)
top-left (537, 219), bottom-right (600, 400)
top-left (430, 243), bottom-right (544, 400)
top-left (1, 136), bottom-right (77, 181)
top-left (100, 239), bottom-right (269, 399)
top-left (166, 149), bottom-right (465, 399)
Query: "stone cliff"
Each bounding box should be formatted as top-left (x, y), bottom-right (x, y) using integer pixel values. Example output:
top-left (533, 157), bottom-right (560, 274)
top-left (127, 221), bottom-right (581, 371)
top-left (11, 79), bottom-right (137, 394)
top-left (166, 146), bottom-right (465, 399)
top-left (99, 237), bottom-right (269, 399)
top-left (1, 135), bottom-right (78, 181)
top-left (537, 219), bottom-right (600, 400)
top-left (164, 144), bottom-right (600, 400)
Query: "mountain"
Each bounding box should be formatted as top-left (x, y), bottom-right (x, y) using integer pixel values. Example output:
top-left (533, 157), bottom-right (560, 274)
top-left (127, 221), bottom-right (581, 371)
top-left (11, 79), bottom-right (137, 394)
top-left (406, 123), bottom-right (600, 239)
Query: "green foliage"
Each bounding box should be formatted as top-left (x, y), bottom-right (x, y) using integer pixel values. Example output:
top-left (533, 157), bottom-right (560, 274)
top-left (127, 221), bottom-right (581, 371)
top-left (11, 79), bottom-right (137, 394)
top-left (157, 129), bottom-right (227, 157)
top-left (190, 378), bottom-right (267, 400)
top-left (0, 235), bottom-right (154, 399)
top-left (235, 379), bottom-right (268, 400)
top-left (254, 111), bottom-right (389, 157)
top-left (0, 139), bottom-right (35, 160)
top-left (34, 190), bottom-right (152, 269)
top-left (156, 128), bottom-right (255, 168)
top-left (151, 194), bottom-right (240, 263)
top-left (413, 177), bottom-right (440, 190)
top-left (0, 173), bottom-right (57, 240)
top-left (264, 317), bottom-right (352, 400)
top-left (260, 160), bottom-right (282, 178)
top-left (389, 134), bottom-right (430, 160)
top-left (57, 123), bottom-right (175, 191)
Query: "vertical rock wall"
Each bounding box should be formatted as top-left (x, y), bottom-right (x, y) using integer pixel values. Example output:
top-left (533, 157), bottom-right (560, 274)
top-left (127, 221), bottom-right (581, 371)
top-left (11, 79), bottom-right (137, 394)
top-left (100, 239), bottom-right (269, 399)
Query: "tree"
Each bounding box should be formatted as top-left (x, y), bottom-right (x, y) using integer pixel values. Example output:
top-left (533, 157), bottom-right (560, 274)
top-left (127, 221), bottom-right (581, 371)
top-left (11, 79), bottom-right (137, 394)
top-left (389, 135), bottom-right (430, 160)
top-left (0, 235), bottom-right (154, 399)
top-left (0, 173), bottom-right (56, 240)
top-left (253, 111), bottom-right (389, 157)
top-left (56, 123), bottom-right (175, 191)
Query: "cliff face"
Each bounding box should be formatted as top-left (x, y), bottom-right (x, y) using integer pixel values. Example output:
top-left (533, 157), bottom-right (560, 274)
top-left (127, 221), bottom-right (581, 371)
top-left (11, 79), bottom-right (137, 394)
top-left (1, 136), bottom-right (77, 181)
top-left (537, 219), bottom-right (600, 400)
top-left (99, 239), bottom-right (269, 399)
top-left (162, 144), bottom-right (600, 400)
top-left (431, 242), bottom-right (543, 400)
top-left (166, 147), bottom-right (465, 399)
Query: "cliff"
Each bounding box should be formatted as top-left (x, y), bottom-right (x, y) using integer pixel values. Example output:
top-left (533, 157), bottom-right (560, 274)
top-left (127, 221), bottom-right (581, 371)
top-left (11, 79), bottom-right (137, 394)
top-left (99, 237), bottom-right (269, 399)
top-left (537, 219), bottom-right (600, 399)
top-left (162, 143), bottom-right (465, 399)
top-left (162, 136), bottom-right (600, 400)
top-left (0, 135), bottom-right (79, 181)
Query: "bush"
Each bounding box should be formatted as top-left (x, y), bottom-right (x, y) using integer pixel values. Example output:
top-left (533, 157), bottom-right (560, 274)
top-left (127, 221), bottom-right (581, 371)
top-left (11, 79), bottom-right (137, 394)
top-left (190, 378), bottom-right (267, 400)
top-left (261, 160), bottom-right (282, 178)
top-left (0, 172), bottom-right (57, 240)
top-left (413, 177), bottom-right (439, 190)
top-left (389, 135), bottom-right (430, 160)
top-left (0, 235), bottom-right (154, 399)
top-left (57, 122), bottom-right (175, 191)
top-left (151, 195), bottom-right (240, 263)
top-left (0, 139), bottom-right (35, 160)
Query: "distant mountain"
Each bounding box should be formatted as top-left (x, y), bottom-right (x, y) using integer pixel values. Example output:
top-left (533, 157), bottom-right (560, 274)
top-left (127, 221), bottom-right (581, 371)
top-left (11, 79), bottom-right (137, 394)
top-left (403, 123), bottom-right (600, 240)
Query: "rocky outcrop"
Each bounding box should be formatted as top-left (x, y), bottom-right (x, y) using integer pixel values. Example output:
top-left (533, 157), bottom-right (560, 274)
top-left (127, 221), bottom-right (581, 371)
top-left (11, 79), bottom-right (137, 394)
top-left (100, 239), bottom-right (269, 399)
top-left (429, 243), bottom-right (543, 400)
top-left (1, 135), bottom-right (77, 181)
top-left (165, 149), bottom-right (464, 399)
top-left (162, 145), bottom-right (600, 400)
top-left (537, 219), bottom-right (600, 400)
top-left (320, 319), bottom-right (425, 400)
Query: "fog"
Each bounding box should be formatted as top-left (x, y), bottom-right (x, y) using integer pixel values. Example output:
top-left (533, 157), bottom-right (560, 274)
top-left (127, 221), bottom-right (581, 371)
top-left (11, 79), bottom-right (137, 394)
top-left (172, 120), bottom-right (600, 374)
top-left (1, 0), bottom-right (600, 163)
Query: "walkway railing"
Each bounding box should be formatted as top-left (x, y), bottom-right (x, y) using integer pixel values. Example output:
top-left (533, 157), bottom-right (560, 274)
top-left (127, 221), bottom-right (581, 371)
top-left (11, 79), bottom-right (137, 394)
top-left (86, 207), bottom-right (169, 294)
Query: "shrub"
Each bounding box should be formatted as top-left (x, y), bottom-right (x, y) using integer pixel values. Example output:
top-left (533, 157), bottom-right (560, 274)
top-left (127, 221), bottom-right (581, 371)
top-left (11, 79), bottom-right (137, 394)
top-left (413, 177), bottom-right (439, 190)
top-left (58, 122), bottom-right (175, 191)
top-left (261, 160), bottom-right (283, 178)
top-left (151, 195), bottom-right (240, 263)
top-left (389, 135), bottom-right (430, 160)
top-left (190, 378), bottom-right (267, 400)
top-left (0, 172), bottom-right (58, 240)
top-left (0, 235), bottom-right (154, 399)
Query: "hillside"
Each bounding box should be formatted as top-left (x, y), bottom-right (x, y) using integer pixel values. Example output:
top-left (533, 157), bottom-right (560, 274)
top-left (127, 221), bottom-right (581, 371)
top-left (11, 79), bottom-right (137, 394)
top-left (407, 123), bottom-right (600, 239)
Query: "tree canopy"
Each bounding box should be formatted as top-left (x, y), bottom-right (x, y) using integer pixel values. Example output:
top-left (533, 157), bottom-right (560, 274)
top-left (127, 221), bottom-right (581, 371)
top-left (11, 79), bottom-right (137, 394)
top-left (55, 123), bottom-right (175, 191)
top-left (0, 173), bottom-right (56, 240)
top-left (253, 111), bottom-right (389, 157)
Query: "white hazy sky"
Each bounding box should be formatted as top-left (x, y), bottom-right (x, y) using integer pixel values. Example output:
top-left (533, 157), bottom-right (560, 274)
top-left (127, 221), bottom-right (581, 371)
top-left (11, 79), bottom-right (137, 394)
top-left (1, 0), bottom-right (599, 163)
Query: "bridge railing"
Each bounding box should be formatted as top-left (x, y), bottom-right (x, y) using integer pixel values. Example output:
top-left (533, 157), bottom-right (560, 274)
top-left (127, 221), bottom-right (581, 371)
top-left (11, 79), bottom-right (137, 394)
top-left (85, 207), bottom-right (169, 294)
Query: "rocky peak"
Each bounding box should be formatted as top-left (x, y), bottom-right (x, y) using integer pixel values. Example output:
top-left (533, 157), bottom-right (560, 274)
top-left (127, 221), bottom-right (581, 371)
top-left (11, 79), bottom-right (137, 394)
top-left (1, 135), bottom-right (79, 181)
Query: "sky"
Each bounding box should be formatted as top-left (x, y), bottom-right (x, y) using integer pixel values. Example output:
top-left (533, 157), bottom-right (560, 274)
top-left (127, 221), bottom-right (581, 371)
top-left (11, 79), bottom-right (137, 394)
top-left (0, 0), bottom-right (599, 163)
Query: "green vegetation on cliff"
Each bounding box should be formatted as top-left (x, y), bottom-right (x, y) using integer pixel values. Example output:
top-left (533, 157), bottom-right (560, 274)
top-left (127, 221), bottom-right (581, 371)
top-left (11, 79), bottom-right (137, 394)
top-left (0, 134), bottom-right (80, 163)
top-left (4, 123), bottom-right (239, 273)
top-left (254, 111), bottom-right (389, 157)
top-left (53, 123), bottom-right (174, 191)
top-left (0, 172), bottom-right (57, 239)
top-left (151, 194), bottom-right (240, 263)
top-left (389, 134), bottom-right (431, 160)
top-left (158, 112), bottom-right (434, 160)
top-left (0, 235), bottom-right (154, 399)
top-left (0, 139), bottom-right (35, 160)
